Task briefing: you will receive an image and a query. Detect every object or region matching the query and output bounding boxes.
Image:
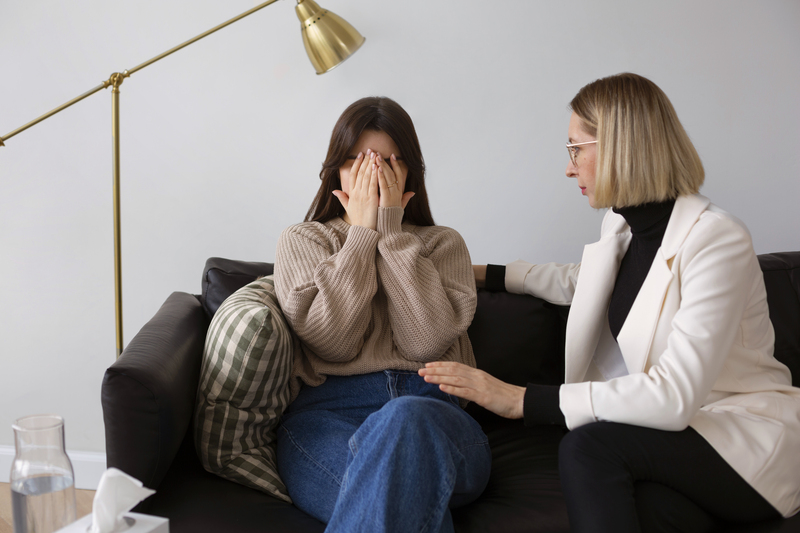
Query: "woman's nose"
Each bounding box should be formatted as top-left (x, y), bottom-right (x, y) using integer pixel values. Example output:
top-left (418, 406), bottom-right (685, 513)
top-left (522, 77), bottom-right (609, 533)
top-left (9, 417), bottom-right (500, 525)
top-left (566, 160), bottom-right (577, 178)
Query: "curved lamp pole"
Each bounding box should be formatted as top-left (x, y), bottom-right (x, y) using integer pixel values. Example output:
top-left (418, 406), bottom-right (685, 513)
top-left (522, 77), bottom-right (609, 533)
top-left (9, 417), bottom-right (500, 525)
top-left (0, 0), bottom-right (365, 358)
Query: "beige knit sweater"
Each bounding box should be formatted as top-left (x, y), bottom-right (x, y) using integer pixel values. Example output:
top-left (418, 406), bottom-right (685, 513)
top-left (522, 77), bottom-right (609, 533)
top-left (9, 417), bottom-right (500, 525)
top-left (274, 206), bottom-right (477, 398)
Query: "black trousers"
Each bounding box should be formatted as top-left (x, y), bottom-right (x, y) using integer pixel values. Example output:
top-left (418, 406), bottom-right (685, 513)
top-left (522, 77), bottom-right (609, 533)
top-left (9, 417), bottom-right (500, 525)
top-left (558, 422), bottom-right (781, 533)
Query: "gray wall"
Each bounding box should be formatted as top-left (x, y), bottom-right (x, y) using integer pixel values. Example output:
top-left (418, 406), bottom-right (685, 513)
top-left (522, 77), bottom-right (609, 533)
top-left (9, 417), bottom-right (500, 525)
top-left (2, 0), bottom-right (799, 457)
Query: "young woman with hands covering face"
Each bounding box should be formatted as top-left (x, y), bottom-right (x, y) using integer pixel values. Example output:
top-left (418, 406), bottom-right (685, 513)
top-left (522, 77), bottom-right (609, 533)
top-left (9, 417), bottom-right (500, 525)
top-left (273, 97), bottom-right (490, 533)
top-left (420, 73), bottom-right (800, 531)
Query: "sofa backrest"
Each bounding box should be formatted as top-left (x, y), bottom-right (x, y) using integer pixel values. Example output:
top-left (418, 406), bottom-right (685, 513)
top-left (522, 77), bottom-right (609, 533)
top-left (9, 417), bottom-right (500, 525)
top-left (758, 252), bottom-right (800, 386)
top-left (202, 252), bottom-right (800, 388)
top-left (202, 257), bottom-right (274, 317)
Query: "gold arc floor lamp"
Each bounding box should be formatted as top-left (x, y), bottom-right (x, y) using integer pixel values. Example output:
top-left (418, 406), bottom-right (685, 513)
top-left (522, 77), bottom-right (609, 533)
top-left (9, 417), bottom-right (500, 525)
top-left (0, 0), bottom-right (365, 358)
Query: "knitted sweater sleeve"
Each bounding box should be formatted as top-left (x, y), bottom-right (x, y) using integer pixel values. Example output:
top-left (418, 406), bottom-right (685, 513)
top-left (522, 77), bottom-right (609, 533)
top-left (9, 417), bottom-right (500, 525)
top-left (274, 222), bottom-right (380, 363)
top-left (375, 207), bottom-right (477, 361)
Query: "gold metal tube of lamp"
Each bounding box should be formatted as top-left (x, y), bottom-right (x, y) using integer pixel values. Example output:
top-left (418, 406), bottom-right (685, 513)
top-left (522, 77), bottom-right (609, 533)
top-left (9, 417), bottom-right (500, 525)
top-left (1, 0), bottom-right (365, 357)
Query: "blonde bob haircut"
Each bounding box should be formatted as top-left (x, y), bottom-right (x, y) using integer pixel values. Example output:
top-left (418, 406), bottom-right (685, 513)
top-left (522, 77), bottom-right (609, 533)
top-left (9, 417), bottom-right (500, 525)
top-left (570, 73), bottom-right (704, 209)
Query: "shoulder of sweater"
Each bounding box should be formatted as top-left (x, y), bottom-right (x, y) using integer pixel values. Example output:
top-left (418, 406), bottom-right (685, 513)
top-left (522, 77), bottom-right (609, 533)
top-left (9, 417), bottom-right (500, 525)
top-left (279, 220), bottom-right (344, 249)
top-left (403, 223), bottom-right (468, 250)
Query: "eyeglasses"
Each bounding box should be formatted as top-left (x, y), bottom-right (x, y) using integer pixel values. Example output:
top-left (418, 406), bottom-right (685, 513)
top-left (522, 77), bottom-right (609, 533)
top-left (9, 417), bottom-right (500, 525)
top-left (566, 140), bottom-right (597, 166)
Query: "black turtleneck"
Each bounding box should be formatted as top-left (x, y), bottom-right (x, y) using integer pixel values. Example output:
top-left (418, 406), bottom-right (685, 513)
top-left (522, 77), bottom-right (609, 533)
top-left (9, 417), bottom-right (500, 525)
top-left (608, 199), bottom-right (675, 340)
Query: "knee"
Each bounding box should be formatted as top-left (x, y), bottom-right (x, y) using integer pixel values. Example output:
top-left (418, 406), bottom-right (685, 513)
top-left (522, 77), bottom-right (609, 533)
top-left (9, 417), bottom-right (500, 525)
top-left (368, 396), bottom-right (448, 437)
top-left (635, 481), bottom-right (719, 533)
top-left (635, 481), bottom-right (672, 525)
top-left (353, 396), bottom-right (472, 455)
top-left (558, 422), bottom-right (619, 476)
top-left (559, 423), bottom-right (599, 461)
top-left (387, 395), bottom-right (444, 417)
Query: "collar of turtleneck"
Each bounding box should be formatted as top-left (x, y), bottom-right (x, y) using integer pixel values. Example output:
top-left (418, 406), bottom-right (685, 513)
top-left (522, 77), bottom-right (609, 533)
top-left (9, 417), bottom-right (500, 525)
top-left (613, 199), bottom-right (676, 239)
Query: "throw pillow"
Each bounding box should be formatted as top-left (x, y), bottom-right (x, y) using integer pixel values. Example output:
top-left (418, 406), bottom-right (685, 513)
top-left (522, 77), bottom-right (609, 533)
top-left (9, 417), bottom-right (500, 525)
top-left (194, 275), bottom-right (293, 502)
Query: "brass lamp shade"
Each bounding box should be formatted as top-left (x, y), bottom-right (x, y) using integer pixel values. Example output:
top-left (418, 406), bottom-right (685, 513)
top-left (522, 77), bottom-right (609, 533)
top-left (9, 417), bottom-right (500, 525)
top-left (297, 0), bottom-right (365, 74)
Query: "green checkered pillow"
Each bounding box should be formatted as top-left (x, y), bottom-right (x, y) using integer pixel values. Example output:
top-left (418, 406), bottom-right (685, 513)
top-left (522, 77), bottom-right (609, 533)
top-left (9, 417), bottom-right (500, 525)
top-left (194, 276), bottom-right (293, 502)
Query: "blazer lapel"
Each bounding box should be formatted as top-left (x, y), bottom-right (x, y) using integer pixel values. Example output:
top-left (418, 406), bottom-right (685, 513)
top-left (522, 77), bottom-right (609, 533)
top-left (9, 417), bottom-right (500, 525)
top-left (565, 229), bottom-right (630, 383)
top-left (616, 194), bottom-right (710, 373)
top-left (616, 255), bottom-right (673, 373)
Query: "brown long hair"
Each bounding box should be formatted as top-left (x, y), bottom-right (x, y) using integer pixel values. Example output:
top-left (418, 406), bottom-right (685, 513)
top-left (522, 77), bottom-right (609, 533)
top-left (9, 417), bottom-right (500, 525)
top-left (305, 96), bottom-right (435, 226)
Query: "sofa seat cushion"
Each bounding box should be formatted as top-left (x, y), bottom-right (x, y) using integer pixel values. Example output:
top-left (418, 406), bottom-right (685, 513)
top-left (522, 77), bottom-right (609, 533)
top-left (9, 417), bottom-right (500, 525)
top-left (143, 433), bottom-right (325, 533)
top-left (194, 276), bottom-right (294, 502)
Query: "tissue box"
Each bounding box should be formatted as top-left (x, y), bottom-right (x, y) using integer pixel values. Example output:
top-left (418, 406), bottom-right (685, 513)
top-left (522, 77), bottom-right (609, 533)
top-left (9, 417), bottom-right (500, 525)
top-left (55, 512), bottom-right (169, 533)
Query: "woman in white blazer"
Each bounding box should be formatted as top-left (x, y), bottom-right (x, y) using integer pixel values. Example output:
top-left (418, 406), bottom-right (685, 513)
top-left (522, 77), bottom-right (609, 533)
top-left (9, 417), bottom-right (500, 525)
top-left (420, 73), bottom-right (800, 532)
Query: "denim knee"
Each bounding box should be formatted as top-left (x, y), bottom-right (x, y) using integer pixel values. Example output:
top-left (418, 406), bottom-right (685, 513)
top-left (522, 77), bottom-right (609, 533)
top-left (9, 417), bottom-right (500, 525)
top-left (350, 395), bottom-right (487, 459)
top-left (379, 395), bottom-right (448, 424)
top-left (350, 397), bottom-right (442, 453)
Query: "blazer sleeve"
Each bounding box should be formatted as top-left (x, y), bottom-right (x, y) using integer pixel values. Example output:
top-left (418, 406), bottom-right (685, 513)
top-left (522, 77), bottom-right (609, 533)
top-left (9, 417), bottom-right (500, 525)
top-left (504, 211), bottom-right (630, 304)
top-left (559, 212), bottom-right (759, 431)
top-left (505, 260), bottom-right (581, 305)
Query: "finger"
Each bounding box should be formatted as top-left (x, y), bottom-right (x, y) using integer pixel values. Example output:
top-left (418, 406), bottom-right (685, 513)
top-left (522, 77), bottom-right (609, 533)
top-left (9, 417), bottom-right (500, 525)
top-left (422, 373), bottom-right (471, 388)
top-left (419, 362), bottom-right (461, 377)
top-left (362, 150), bottom-right (377, 192)
top-left (377, 154), bottom-right (396, 184)
top-left (377, 164), bottom-right (389, 193)
top-left (377, 164), bottom-right (398, 198)
top-left (349, 152), bottom-right (364, 175)
top-left (368, 157), bottom-right (379, 195)
top-left (349, 152), bottom-right (364, 191)
top-left (427, 373), bottom-right (494, 406)
top-left (356, 150), bottom-right (373, 192)
top-left (379, 155), bottom-right (399, 193)
top-left (391, 154), bottom-right (408, 189)
top-left (332, 190), bottom-right (349, 210)
top-left (420, 367), bottom-right (474, 385)
top-left (354, 150), bottom-right (372, 192)
top-left (435, 383), bottom-right (479, 403)
top-left (423, 361), bottom-right (465, 370)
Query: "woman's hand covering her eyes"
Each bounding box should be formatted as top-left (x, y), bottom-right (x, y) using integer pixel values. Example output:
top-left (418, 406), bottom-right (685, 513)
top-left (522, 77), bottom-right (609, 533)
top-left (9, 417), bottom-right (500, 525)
top-left (376, 153), bottom-right (415, 209)
top-left (332, 150), bottom-right (415, 230)
top-left (333, 150), bottom-right (380, 230)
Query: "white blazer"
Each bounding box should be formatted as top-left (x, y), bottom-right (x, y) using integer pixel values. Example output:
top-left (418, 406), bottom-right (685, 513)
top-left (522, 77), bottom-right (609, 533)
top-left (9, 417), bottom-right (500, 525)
top-left (506, 194), bottom-right (800, 517)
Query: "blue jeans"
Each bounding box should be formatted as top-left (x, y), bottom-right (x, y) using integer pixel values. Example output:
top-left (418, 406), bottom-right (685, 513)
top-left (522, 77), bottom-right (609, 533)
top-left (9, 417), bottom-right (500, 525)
top-left (276, 370), bottom-right (492, 533)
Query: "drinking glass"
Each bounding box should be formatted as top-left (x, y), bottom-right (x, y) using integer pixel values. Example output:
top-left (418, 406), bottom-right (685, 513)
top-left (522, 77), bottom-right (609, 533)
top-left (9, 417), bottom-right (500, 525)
top-left (10, 414), bottom-right (77, 533)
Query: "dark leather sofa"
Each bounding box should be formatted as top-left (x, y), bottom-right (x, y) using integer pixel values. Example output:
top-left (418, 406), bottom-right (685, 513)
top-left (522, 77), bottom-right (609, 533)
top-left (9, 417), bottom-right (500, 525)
top-left (102, 252), bottom-right (800, 533)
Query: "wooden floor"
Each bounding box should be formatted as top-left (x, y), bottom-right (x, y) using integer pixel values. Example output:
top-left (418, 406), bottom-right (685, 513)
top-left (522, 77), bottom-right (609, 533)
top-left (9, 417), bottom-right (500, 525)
top-left (0, 482), bottom-right (95, 533)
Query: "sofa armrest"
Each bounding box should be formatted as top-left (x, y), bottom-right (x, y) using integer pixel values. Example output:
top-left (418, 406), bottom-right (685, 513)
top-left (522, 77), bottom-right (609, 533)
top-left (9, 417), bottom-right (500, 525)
top-left (102, 291), bottom-right (209, 490)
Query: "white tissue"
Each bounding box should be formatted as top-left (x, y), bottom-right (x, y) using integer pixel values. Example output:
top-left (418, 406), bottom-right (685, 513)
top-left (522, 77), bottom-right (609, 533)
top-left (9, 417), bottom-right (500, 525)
top-left (89, 468), bottom-right (156, 533)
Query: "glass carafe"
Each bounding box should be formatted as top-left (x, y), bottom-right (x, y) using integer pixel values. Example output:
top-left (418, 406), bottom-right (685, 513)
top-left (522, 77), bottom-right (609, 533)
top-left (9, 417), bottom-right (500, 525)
top-left (10, 414), bottom-right (77, 533)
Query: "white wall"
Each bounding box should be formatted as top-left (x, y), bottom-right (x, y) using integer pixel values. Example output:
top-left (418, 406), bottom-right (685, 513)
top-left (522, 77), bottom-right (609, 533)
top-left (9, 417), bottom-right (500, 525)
top-left (1, 0), bottom-right (798, 483)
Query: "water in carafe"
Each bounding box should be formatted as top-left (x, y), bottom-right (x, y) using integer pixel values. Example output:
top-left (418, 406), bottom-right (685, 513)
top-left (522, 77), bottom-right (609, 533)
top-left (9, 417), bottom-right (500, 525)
top-left (10, 415), bottom-right (77, 533)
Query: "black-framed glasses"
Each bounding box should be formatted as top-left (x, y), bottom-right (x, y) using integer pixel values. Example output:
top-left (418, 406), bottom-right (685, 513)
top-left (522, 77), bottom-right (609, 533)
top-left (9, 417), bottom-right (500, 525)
top-left (566, 140), bottom-right (597, 166)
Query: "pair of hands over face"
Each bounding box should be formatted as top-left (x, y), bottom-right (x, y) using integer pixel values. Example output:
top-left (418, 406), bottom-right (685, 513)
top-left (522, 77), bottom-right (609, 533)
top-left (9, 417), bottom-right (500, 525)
top-left (333, 148), bottom-right (415, 231)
